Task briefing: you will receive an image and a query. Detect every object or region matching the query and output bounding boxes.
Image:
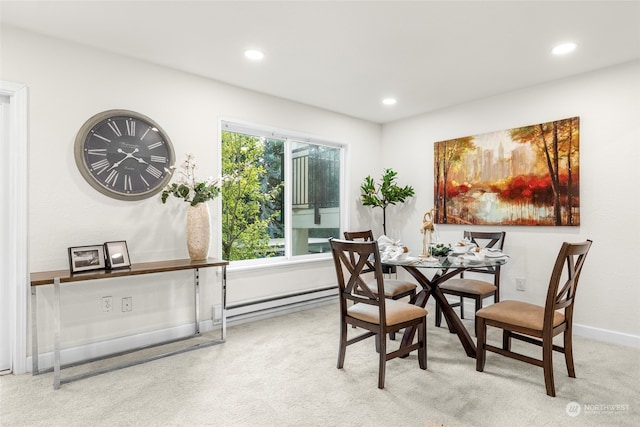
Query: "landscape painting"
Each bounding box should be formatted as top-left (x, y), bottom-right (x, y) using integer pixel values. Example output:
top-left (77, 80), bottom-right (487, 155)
top-left (434, 117), bottom-right (580, 226)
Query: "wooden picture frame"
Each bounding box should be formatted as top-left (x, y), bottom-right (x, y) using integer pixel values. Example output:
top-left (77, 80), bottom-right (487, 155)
top-left (104, 240), bottom-right (131, 269)
top-left (68, 244), bottom-right (106, 273)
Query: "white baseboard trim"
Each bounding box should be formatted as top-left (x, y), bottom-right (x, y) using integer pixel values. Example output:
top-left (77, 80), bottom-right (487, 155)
top-left (27, 288), bottom-right (338, 373)
top-left (572, 323), bottom-right (640, 349)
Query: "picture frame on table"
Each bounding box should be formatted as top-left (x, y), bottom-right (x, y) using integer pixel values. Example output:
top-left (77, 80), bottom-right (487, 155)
top-left (68, 244), bottom-right (106, 273)
top-left (104, 240), bottom-right (131, 269)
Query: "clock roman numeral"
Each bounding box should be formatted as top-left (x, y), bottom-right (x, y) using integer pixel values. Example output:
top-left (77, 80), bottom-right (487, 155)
top-left (90, 158), bottom-right (110, 171)
top-left (147, 141), bottom-right (163, 150)
top-left (145, 165), bottom-right (162, 179)
top-left (140, 174), bottom-right (150, 188)
top-left (124, 174), bottom-right (132, 192)
top-left (140, 127), bottom-right (150, 140)
top-left (105, 170), bottom-right (119, 187)
top-left (92, 133), bottom-right (111, 143)
top-left (87, 148), bottom-right (107, 156)
top-left (126, 119), bottom-right (136, 136)
top-left (108, 121), bottom-right (122, 137)
top-left (150, 155), bottom-right (167, 163)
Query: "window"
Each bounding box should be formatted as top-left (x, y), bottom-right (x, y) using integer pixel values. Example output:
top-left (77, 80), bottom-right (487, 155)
top-left (220, 121), bottom-right (344, 263)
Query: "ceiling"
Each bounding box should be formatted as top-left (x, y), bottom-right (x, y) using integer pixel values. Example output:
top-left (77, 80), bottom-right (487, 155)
top-left (1, 1), bottom-right (639, 123)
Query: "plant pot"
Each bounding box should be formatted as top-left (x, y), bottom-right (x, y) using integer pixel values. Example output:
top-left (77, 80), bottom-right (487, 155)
top-left (186, 203), bottom-right (210, 261)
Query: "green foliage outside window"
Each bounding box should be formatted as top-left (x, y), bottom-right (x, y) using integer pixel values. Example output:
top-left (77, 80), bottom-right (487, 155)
top-left (221, 132), bottom-right (283, 261)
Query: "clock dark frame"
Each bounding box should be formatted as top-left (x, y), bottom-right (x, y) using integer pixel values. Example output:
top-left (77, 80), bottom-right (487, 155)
top-left (74, 109), bottom-right (176, 201)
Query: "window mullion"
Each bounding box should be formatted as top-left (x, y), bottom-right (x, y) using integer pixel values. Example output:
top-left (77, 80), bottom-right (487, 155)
top-left (283, 138), bottom-right (292, 259)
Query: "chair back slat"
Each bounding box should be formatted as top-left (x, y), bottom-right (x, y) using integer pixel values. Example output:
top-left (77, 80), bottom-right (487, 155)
top-left (343, 230), bottom-right (377, 275)
top-left (330, 238), bottom-right (385, 311)
top-left (343, 230), bottom-right (375, 242)
top-left (544, 240), bottom-right (592, 329)
top-left (331, 242), bottom-right (377, 299)
top-left (463, 231), bottom-right (506, 250)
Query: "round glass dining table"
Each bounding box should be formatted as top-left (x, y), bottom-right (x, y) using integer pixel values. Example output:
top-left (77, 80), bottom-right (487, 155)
top-left (383, 254), bottom-right (508, 358)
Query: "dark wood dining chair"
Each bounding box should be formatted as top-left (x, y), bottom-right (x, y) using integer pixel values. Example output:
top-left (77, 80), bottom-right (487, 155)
top-left (329, 238), bottom-right (428, 389)
top-left (475, 240), bottom-right (592, 397)
top-left (435, 230), bottom-right (506, 334)
top-left (344, 230), bottom-right (418, 340)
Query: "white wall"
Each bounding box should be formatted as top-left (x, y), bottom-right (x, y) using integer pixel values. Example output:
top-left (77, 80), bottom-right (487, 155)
top-left (1, 26), bottom-right (381, 355)
top-left (382, 60), bottom-right (640, 341)
top-left (3, 24), bottom-right (638, 361)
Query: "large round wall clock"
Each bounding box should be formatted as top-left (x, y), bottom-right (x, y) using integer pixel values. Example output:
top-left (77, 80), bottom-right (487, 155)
top-left (74, 109), bottom-right (175, 201)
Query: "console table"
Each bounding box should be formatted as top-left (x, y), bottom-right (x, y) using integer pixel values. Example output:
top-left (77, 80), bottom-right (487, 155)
top-left (30, 258), bottom-right (228, 389)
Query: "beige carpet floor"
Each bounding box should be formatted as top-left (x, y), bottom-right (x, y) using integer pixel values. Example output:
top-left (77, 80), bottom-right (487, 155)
top-left (1, 301), bottom-right (638, 427)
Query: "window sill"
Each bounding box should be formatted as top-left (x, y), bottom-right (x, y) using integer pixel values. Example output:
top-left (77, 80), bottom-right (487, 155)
top-left (226, 254), bottom-right (333, 273)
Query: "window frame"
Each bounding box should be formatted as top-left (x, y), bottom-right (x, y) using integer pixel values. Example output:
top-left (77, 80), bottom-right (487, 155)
top-left (218, 118), bottom-right (349, 269)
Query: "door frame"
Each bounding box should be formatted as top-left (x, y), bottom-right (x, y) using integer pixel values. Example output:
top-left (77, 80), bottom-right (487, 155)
top-left (1, 81), bottom-right (28, 374)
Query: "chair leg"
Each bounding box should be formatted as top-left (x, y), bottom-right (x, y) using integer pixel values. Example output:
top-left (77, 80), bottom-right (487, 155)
top-left (543, 338), bottom-right (556, 397)
top-left (408, 290), bottom-right (417, 304)
top-left (473, 297), bottom-right (482, 336)
top-left (435, 300), bottom-right (442, 327)
top-left (337, 320), bottom-right (347, 369)
top-left (418, 319), bottom-right (427, 370)
top-left (502, 330), bottom-right (511, 351)
top-left (476, 317), bottom-right (487, 372)
top-left (564, 330), bottom-right (576, 378)
top-left (459, 296), bottom-right (465, 318)
top-left (378, 333), bottom-right (386, 389)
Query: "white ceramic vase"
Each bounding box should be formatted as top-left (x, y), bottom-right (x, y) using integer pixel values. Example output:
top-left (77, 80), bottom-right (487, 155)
top-left (186, 203), bottom-right (210, 261)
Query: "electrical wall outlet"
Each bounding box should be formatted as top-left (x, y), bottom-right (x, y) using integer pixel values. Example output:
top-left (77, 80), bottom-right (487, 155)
top-left (102, 296), bottom-right (113, 312)
top-left (122, 297), bottom-right (132, 312)
top-left (516, 278), bottom-right (526, 291)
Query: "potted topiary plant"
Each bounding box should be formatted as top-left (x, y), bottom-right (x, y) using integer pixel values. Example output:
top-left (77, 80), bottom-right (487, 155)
top-left (360, 168), bottom-right (414, 274)
top-left (360, 168), bottom-right (415, 236)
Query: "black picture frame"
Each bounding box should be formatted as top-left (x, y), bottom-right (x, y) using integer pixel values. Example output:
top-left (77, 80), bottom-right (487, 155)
top-left (68, 245), bottom-right (106, 273)
top-left (104, 240), bottom-right (131, 269)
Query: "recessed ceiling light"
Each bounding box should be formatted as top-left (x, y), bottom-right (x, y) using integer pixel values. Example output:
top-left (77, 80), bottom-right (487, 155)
top-left (552, 42), bottom-right (577, 56)
top-left (244, 49), bottom-right (265, 61)
top-left (382, 98), bottom-right (397, 105)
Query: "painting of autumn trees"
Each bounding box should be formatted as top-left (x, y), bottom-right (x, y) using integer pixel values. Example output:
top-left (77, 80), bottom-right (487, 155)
top-left (434, 117), bottom-right (579, 226)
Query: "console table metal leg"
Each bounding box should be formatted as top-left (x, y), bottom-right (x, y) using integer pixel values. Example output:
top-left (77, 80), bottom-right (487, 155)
top-left (53, 277), bottom-right (61, 390)
top-left (31, 286), bottom-right (39, 375)
top-left (221, 265), bottom-right (227, 341)
top-left (194, 268), bottom-right (200, 335)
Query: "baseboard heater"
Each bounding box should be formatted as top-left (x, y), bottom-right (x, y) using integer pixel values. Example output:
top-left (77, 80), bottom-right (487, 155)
top-left (226, 286), bottom-right (338, 326)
